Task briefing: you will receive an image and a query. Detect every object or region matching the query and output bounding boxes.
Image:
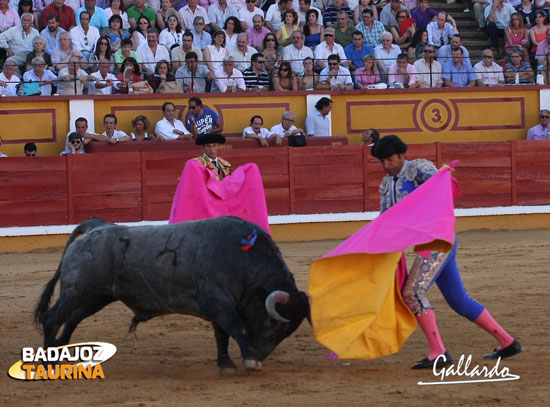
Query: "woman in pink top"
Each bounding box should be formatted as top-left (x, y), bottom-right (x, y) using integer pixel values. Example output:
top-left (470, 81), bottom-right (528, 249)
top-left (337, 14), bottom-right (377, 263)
top-left (505, 12), bottom-right (530, 62)
top-left (354, 54), bottom-right (381, 89)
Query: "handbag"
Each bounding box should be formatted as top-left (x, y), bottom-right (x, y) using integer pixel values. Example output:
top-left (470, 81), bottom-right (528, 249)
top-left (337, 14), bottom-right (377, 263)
top-left (131, 80), bottom-right (154, 94)
top-left (158, 80), bottom-right (184, 94)
top-left (22, 82), bottom-right (41, 96)
top-left (288, 134), bottom-right (307, 147)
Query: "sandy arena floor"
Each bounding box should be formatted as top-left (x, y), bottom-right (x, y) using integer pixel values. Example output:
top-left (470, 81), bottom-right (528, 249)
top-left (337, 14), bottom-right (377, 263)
top-left (0, 229), bottom-right (548, 406)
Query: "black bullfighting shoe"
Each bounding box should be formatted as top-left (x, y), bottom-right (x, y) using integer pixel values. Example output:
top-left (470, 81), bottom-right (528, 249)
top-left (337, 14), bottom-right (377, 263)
top-left (411, 351), bottom-right (452, 370)
top-left (483, 339), bottom-right (522, 359)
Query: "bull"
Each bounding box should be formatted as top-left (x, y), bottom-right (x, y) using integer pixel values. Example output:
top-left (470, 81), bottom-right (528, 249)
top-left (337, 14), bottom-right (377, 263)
top-left (34, 217), bottom-right (310, 374)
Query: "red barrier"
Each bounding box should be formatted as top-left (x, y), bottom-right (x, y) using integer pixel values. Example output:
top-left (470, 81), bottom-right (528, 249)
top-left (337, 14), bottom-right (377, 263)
top-left (1, 141), bottom-right (550, 228)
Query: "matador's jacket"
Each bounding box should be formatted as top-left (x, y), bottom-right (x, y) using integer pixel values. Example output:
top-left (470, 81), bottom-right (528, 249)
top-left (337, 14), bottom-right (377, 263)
top-left (194, 155), bottom-right (231, 180)
top-left (379, 159), bottom-right (437, 213)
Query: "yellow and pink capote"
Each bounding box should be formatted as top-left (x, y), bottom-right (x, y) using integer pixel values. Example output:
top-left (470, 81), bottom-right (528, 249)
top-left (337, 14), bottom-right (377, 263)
top-left (308, 166), bottom-right (461, 359)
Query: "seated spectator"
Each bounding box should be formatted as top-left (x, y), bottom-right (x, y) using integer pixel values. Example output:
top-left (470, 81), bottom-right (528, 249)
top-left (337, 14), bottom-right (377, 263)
top-left (175, 51), bottom-right (213, 92)
top-left (179, 0), bottom-right (209, 32)
top-left (298, 56), bottom-right (321, 90)
top-left (526, 109), bottom-right (550, 140)
top-left (101, 14), bottom-right (130, 52)
top-left (147, 59), bottom-right (176, 92)
top-left (388, 52), bottom-right (417, 88)
top-left (155, 101), bottom-right (192, 140)
top-left (40, 0), bottom-right (76, 32)
top-left (88, 36), bottom-right (114, 73)
top-left (0, 58), bottom-right (19, 96)
top-left (273, 61), bottom-right (298, 91)
top-left (243, 115), bottom-right (274, 147)
top-left (283, 30), bottom-right (313, 75)
top-left (105, 0), bottom-right (130, 30)
top-left (222, 16), bottom-right (241, 50)
top-left (0, 13), bottom-right (39, 68)
top-left (208, 0), bottom-right (239, 32)
top-left (485, 0), bottom-right (516, 55)
top-left (227, 32), bottom-right (256, 71)
top-left (131, 16), bottom-right (150, 50)
top-left (128, 0), bottom-right (157, 30)
top-left (437, 34), bottom-right (471, 67)
top-left (70, 11), bottom-right (100, 60)
top-left (262, 33), bottom-right (282, 74)
top-left (60, 132), bottom-right (85, 155)
top-left (246, 14), bottom-right (270, 50)
top-left (413, 44), bottom-right (442, 88)
top-left (319, 53), bottom-right (353, 90)
top-left (407, 28), bottom-right (427, 61)
top-left (539, 52), bottom-right (550, 84)
top-left (442, 47), bottom-right (476, 87)
top-left (204, 29), bottom-right (228, 73)
top-left (192, 16), bottom-right (211, 50)
top-left (89, 58), bottom-right (117, 94)
top-left (354, 54), bottom-right (381, 88)
top-left (503, 48), bottom-right (534, 84)
top-left (137, 28), bottom-right (170, 75)
top-left (60, 117), bottom-right (97, 154)
top-left (24, 142), bottom-right (37, 156)
top-left (306, 97), bottom-right (332, 137)
top-left (1, 0), bottom-right (20, 32)
top-left (40, 14), bottom-right (66, 56)
top-left (57, 55), bottom-right (90, 95)
top-left (25, 36), bottom-right (53, 72)
top-left (474, 48), bottom-right (505, 86)
top-left (362, 128), bottom-right (380, 146)
top-left (97, 114), bottom-right (130, 144)
top-left (303, 8), bottom-right (323, 49)
top-left (276, 9), bottom-right (299, 48)
top-left (157, 1), bottom-right (181, 31)
top-left (374, 32), bottom-right (401, 81)
top-left (265, 0), bottom-right (292, 33)
top-left (535, 27), bottom-right (550, 66)
top-left (345, 30), bottom-right (373, 74)
top-left (185, 96), bottom-right (223, 137)
top-left (76, 0), bottom-right (108, 31)
top-left (411, 0), bottom-right (437, 30)
top-left (242, 52), bottom-right (270, 91)
top-left (19, 0), bottom-right (39, 30)
top-left (115, 56), bottom-right (143, 93)
top-left (314, 27), bottom-right (347, 70)
top-left (211, 55), bottom-right (246, 92)
top-left (355, 8), bottom-right (385, 49)
top-left (22, 56), bottom-right (57, 95)
top-left (130, 115), bottom-right (155, 141)
top-left (464, 0), bottom-right (491, 31)
top-left (379, 0), bottom-right (407, 32)
top-left (171, 30), bottom-right (203, 72)
top-left (391, 9), bottom-right (415, 51)
top-left (52, 32), bottom-right (88, 73)
top-left (353, 0), bottom-right (378, 26)
top-left (515, 0), bottom-right (536, 27)
top-left (114, 38), bottom-right (140, 74)
top-left (270, 111), bottom-right (305, 144)
top-left (239, 0), bottom-right (264, 31)
top-left (504, 12), bottom-right (529, 62)
top-left (529, 10), bottom-right (548, 60)
top-left (427, 11), bottom-right (457, 48)
top-left (323, 0), bottom-right (352, 28)
top-left (334, 10), bottom-right (356, 48)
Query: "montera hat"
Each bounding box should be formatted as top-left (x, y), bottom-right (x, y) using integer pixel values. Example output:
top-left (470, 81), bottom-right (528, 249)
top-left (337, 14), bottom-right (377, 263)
top-left (195, 133), bottom-right (226, 145)
top-left (370, 135), bottom-right (407, 159)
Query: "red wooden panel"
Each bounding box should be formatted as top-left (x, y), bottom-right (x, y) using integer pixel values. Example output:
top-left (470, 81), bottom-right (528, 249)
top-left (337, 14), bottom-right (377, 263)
top-left (0, 156), bottom-right (66, 172)
top-left (516, 180), bottom-right (550, 205)
top-left (0, 199), bottom-right (68, 226)
top-left (0, 171), bottom-right (68, 187)
top-left (72, 193), bottom-right (142, 210)
top-left (1, 185), bottom-right (67, 201)
top-left (72, 207), bottom-right (143, 223)
top-left (295, 198), bottom-right (364, 214)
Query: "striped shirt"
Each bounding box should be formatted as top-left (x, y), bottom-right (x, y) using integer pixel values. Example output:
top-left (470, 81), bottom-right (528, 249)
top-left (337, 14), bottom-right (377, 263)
top-left (242, 66), bottom-right (270, 89)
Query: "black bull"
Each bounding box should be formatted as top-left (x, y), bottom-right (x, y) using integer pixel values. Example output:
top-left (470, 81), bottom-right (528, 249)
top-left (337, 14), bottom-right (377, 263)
top-left (34, 217), bottom-right (310, 374)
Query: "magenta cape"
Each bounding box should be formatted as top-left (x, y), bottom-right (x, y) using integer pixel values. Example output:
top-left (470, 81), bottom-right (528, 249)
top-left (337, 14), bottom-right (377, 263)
top-left (169, 160), bottom-right (270, 234)
top-left (308, 167), bottom-right (461, 359)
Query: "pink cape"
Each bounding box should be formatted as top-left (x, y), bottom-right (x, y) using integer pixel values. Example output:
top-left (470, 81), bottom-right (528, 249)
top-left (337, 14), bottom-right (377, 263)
top-left (169, 160), bottom-right (270, 234)
top-left (308, 166), bottom-right (461, 360)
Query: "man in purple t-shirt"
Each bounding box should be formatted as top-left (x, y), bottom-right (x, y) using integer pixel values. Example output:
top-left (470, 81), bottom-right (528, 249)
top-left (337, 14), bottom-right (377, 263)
top-left (411, 0), bottom-right (438, 30)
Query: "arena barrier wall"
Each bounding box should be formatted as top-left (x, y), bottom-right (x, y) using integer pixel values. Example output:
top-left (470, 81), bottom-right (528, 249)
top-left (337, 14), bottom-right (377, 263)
top-left (0, 86), bottom-right (543, 157)
top-left (1, 141), bottom-right (550, 228)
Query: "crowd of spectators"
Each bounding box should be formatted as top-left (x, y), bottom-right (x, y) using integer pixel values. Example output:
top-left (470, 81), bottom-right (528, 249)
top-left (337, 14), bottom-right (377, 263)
top-left (1, 0), bottom-right (550, 96)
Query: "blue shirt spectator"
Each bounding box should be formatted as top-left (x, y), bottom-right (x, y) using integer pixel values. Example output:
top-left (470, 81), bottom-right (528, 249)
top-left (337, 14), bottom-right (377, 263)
top-left (442, 51), bottom-right (476, 88)
top-left (344, 33), bottom-right (373, 71)
top-left (76, 5), bottom-right (109, 30)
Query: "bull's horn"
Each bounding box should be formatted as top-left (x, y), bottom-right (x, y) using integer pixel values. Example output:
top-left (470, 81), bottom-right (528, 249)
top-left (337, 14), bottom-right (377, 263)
top-left (265, 291), bottom-right (290, 323)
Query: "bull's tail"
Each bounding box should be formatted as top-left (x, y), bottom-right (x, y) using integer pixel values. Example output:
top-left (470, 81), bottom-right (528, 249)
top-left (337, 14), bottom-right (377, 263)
top-left (34, 218), bottom-right (107, 329)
